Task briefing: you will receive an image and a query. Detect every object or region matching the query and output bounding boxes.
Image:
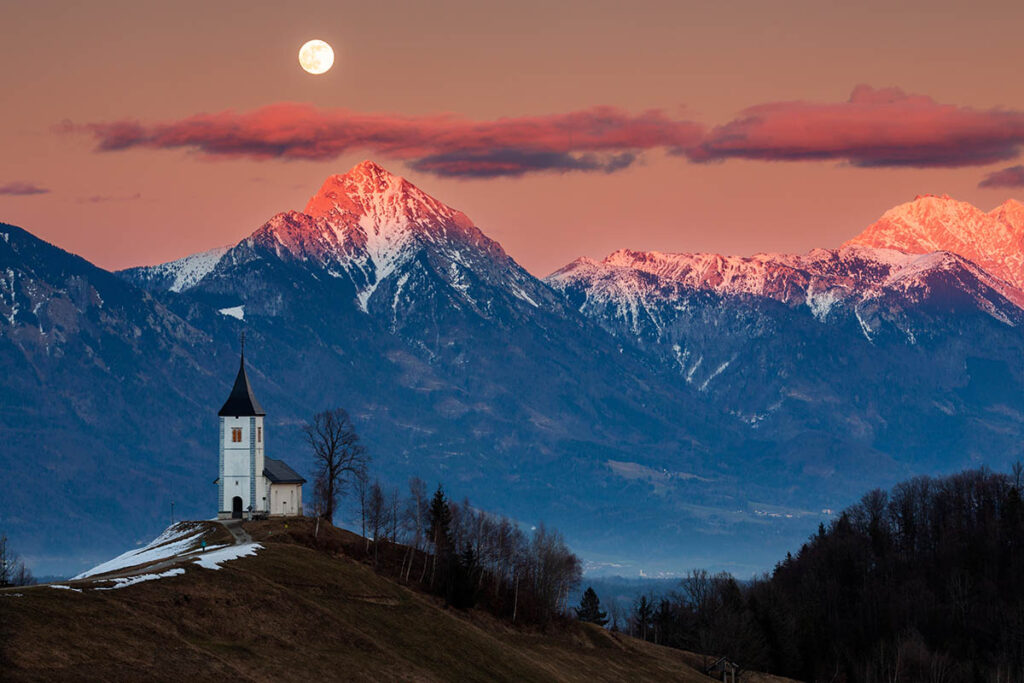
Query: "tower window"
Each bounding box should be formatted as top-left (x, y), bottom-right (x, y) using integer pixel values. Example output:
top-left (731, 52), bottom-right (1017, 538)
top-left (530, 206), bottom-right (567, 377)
top-left (231, 427), bottom-right (242, 443)
top-left (257, 426), bottom-right (262, 443)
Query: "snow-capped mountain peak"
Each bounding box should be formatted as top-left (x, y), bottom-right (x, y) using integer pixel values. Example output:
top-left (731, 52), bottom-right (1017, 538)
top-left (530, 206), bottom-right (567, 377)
top-left (845, 195), bottom-right (1024, 290)
top-left (243, 162), bottom-right (481, 266)
top-left (285, 161), bottom-right (518, 312)
top-left (547, 240), bottom-right (1024, 347)
top-left (119, 161), bottom-right (545, 319)
top-left (303, 160), bottom-right (475, 235)
top-left (991, 198), bottom-right (1024, 231)
top-left (247, 210), bottom-right (361, 264)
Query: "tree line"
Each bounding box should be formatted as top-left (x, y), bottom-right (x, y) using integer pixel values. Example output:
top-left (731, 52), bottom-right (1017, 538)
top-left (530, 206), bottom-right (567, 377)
top-left (0, 535), bottom-right (33, 587)
top-left (595, 465), bottom-right (1024, 682)
top-left (306, 407), bottom-right (582, 625)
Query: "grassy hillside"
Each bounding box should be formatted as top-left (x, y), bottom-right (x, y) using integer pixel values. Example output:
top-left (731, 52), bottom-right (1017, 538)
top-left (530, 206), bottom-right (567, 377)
top-left (0, 519), bottom-right (793, 682)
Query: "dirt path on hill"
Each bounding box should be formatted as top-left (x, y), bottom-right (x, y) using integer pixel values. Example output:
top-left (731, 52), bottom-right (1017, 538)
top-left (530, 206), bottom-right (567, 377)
top-left (216, 519), bottom-right (252, 544)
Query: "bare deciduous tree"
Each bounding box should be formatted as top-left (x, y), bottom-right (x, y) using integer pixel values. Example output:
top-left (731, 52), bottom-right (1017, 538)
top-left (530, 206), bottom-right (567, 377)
top-left (366, 479), bottom-right (390, 567)
top-left (0, 534), bottom-right (33, 587)
top-left (401, 477), bottom-right (427, 582)
top-left (388, 486), bottom-right (400, 543)
top-left (355, 469), bottom-right (370, 552)
top-left (524, 523), bottom-right (582, 623)
top-left (303, 408), bottom-right (368, 524)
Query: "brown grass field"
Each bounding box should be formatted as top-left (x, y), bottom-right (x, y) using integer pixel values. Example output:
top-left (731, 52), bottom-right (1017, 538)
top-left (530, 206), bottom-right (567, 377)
top-left (0, 519), bottom-right (797, 682)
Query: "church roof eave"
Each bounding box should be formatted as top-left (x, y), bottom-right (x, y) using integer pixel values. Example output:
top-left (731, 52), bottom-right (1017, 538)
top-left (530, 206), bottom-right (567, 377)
top-left (263, 457), bottom-right (306, 484)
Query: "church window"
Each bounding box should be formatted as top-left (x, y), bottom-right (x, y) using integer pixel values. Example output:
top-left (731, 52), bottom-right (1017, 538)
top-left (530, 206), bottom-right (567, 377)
top-left (258, 426), bottom-right (262, 442)
top-left (232, 427), bottom-right (242, 443)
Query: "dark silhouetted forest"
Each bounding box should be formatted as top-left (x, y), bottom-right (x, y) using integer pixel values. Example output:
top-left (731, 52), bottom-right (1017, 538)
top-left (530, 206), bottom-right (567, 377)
top-left (344, 478), bottom-right (582, 626)
top-left (618, 465), bottom-right (1024, 682)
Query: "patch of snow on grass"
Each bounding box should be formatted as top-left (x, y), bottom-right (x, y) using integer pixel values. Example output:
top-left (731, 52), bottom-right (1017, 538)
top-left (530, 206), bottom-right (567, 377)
top-left (73, 523), bottom-right (205, 579)
top-left (94, 567), bottom-right (185, 590)
top-left (50, 585), bottom-right (83, 593)
top-left (193, 542), bottom-right (262, 570)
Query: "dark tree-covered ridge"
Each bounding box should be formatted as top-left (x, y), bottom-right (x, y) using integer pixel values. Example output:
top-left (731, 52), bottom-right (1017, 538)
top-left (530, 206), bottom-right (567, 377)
top-left (625, 465), bottom-right (1024, 682)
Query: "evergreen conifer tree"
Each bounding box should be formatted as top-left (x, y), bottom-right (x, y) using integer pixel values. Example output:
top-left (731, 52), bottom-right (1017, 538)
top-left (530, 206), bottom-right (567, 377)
top-left (427, 485), bottom-right (452, 552)
top-left (575, 586), bottom-right (609, 626)
top-left (632, 595), bottom-right (653, 641)
top-left (427, 485), bottom-right (453, 589)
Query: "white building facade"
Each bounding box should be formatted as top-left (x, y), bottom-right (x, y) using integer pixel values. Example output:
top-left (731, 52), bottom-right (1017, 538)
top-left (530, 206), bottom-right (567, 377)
top-left (217, 350), bottom-right (304, 519)
top-left (264, 458), bottom-right (304, 516)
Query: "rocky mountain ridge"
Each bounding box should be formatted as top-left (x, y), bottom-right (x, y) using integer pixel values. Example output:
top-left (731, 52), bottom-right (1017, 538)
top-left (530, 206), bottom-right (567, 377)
top-left (846, 194), bottom-right (1024, 291)
top-left (6, 164), bottom-right (1024, 579)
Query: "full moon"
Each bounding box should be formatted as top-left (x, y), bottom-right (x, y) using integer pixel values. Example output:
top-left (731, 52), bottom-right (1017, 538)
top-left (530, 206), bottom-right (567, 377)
top-left (298, 39), bottom-right (334, 75)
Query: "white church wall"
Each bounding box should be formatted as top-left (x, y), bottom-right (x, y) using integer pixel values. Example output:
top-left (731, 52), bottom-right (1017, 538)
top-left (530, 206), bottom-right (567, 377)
top-left (219, 415), bottom-right (267, 515)
top-left (270, 483), bottom-right (303, 517)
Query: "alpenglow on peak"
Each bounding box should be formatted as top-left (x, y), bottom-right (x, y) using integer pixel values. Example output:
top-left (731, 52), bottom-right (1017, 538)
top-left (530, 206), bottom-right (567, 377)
top-left (303, 160), bottom-right (475, 233)
top-left (845, 194), bottom-right (1024, 290)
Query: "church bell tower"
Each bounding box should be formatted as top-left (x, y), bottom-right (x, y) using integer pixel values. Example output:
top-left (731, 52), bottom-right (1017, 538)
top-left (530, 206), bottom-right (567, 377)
top-left (217, 339), bottom-right (268, 519)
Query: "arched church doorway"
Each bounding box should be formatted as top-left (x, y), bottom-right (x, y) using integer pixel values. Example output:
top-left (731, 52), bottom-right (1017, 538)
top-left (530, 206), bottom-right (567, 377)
top-left (232, 496), bottom-right (243, 519)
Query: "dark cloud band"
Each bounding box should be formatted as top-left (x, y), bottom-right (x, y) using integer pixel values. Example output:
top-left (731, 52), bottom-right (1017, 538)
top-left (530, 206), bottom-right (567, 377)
top-left (65, 105), bottom-right (701, 178)
top-left (0, 181), bottom-right (50, 196)
top-left (66, 87), bottom-right (1024, 183)
top-left (979, 166), bottom-right (1024, 188)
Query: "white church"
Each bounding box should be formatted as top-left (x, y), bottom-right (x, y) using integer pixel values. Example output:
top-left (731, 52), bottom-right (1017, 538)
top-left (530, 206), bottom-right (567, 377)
top-left (216, 348), bottom-right (305, 519)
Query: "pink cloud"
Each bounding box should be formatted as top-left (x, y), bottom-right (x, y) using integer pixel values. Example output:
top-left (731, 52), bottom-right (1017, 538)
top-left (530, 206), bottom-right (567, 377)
top-left (689, 85), bottom-right (1024, 167)
top-left (979, 165), bottom-right (1024, 188)
top-left (69, 104), bottom-right (704, 178)
top-left (76, 192), bottom-right (143, 204)
top-left (69, 87), bottom-right (1024, 178)
top-left (0, 181), bottom-right (50, 196)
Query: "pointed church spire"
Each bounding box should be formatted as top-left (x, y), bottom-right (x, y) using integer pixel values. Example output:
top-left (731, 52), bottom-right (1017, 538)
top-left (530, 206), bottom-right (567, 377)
top-left (218, 335), bottom-right (265, 417)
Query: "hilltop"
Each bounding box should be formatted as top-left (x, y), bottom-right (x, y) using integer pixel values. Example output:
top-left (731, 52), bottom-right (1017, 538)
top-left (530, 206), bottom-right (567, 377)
top-left (0, 518), bottom-right (793, 682)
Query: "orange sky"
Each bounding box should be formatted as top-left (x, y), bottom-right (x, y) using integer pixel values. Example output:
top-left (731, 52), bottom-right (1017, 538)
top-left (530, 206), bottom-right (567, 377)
top-left (2, 0), bottom-right (1023, 276)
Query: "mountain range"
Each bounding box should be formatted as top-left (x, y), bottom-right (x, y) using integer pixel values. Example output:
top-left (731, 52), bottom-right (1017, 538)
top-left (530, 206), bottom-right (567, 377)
top-left (4, 161), bottom-right (1024, 577)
